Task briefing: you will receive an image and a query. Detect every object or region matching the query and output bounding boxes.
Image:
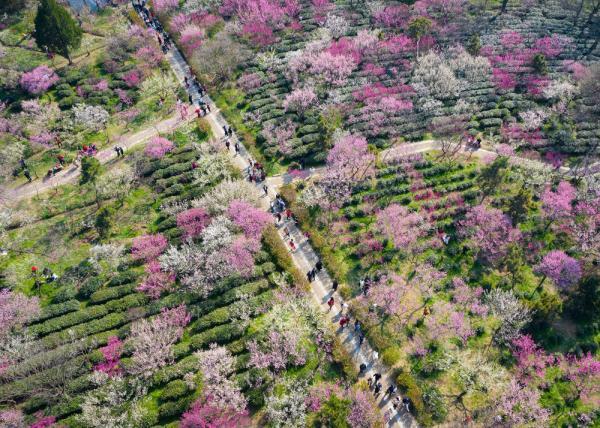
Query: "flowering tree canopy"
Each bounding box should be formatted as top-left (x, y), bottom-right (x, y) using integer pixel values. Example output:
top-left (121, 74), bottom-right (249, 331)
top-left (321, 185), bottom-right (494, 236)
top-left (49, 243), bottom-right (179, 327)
top-left (137, 260), bottom-right (176, 299)
top-left (458, 205), bottom-right (522, 265)
top-left (541, 181), bottom-right (577, 224)
top-left (131, 233), bottom-right (168, 262)
top-left (0, 289), bottom-right (40, 338)
top-left (282, 87), bottom-right (317, 114)
top-left (129, 305), bottom-right (191, 377)
top-left (227, 200), bottom-right (272, 239)
top-left (177, 207), bottom-right (211, 240)
top-left (376, 204), bottom-right (429, 252)
top-left (534, 250), bottom-right (581, 290)
top-left (180, 396), bottom-right (250, 428)
top-left (196, 344), bottom-right (248, 413)
top-left (94, 336), bottom-right (123, 377)
top-left (20, 65), bottom-right (59, 95)
top-left (145, 136), bottom-right (174, 158)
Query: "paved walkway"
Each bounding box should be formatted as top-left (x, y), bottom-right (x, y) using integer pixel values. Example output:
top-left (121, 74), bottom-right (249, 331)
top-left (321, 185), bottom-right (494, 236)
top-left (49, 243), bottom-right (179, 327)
top-left (7, 113), bottom-right (191, 201)
top-left (164, 42), bottom-right (414, 428)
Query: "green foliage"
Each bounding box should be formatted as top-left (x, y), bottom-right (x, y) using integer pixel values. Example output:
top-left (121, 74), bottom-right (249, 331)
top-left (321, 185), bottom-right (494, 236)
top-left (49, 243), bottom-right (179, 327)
top-left (533, 53), bottom-right (548, 75)
top-left (504, 186), bottom-right (535, 225)
top-left (408, 17), bottom-right (432, 41)
top-left (160, 379), bottom-right (189, 403)
top-left (382, 346), bottom-right (402, 366)
top-left (262, 225), bottom-right (309, 290)
top-left (396, 371), bottom-right (430, 425)
top-left (0, 0), bottom-right (26, 13)
top-left (80, 157), bottom-right (102, 185)
top-left (467, 34), bottom-right (481, 56)
top-left (34, 0), bottom-right (82, 62)
top-left (567, 273), bottom-right (600, 324)
top-left (311, 395), bottom-right (351, 427)
top-left (478, 156), bottom-right (508, 201)
top-left (52, 285), bottom-right (77, 304)
top-left (77, 277), bottom-right (104, 300)
top-left (95, 206), bottom-right (114, 239)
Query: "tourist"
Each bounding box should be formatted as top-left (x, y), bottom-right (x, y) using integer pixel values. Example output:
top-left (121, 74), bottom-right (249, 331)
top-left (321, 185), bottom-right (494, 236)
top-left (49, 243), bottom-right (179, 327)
top-left (315, 260), bottom-right (323, 271)
top-left (374, 383), bottom-right (382, 397)
top-left (354, 320), bottom-right (361, 332)
top-left (263, 184), bottom-right (268, 196)
top-left (327, 296), bottom-right (334, 311)
top-left (289, 238), bottom-right (296, 252)
top-left (234, 142), bottom-right (240, 155)
top-left (358, 333), bottom-right (365, 346)
top-left (225, 139), bottom-right (230, 151)
top-left (339, 316), bottom-right (349, 329)
top-left (332, 281), bottom-right (338, 292)
top-left (24, 169), bottom-right (32, 182)
top-left (384, 385), bottom-right (396, 398)
top-left (359, 363), bottom-right (367, 374)
top-left (402, 397), bottom-right (411, 413)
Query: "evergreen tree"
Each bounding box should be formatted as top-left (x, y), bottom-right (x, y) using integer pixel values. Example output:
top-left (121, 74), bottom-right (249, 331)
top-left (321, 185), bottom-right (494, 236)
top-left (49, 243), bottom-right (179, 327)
top-left (34, 0), bottom-right (82, 64)
top-left (0, 0), bottom-right (26, 14)
top-left (80, 156), bottom-right (101, 186)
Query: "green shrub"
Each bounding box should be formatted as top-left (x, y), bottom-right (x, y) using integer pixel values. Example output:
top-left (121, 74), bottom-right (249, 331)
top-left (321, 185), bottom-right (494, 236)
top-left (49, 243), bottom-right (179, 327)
top-left (160, 379), bottom-right (189, 402)
top-left (396, 371), bottom-right (430, 425)
top-left (158, 396), bottom-right (193, 419)
top-left (77, 277), bottom-right (103, 300)
top-left (382, 346), bottom-right (402, 366)
top-left (89, 283), bottom-right (136, 305)
top-left (262, 225), bottom-right (309, 290)
top-left (108, 270), bottom-right (138, 286)
top-left (32, 300), bottom-right (80, 324)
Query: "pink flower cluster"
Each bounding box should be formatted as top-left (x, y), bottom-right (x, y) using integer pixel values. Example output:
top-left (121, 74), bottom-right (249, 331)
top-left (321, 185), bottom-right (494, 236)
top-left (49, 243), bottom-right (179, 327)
top-left (227, 200), bottom-right (272, 239)
top-left (177, 207), bottom-right (211, 240)
top-left (20, 65), bottom-right (59, 95)
top-left (94, 336), bottom-right (124, 377)
top-left (145, 136), bottom-right (174, 158)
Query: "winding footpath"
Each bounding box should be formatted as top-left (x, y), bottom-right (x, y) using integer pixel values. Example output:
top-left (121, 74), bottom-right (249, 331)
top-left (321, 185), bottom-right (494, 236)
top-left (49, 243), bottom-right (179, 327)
top-left (6, 113), bottom-right (192, 202)
top-left (164, 46), bottom-right (415, 427)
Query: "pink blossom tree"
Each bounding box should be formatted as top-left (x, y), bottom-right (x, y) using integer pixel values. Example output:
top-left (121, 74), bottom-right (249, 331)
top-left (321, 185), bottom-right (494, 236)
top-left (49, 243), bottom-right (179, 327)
top-left (94, 336), bottom-right (123, 377)
top-left (177, 208), bottom-right (211, 240)
top-left (129, 305), bottom-right (191, 377)
top-left (347, 390), bottom-right (382, 428)
top-left (458, 205), bottom-right (522, 265)
top-left (496, 379), bottom-right (550, 426)
top-left (247, 329), bottom-right (306, 373)
top-left (534, 250), bottom-right (581, 292)
top-left (131, 233), bottom-right (168, 262)
top-left (20, 65), bottom-right (59, 95)
top-left (309, 51), bottom-right (356, 85)
top-left (29, 415), bottom-right (56, 428)
top-left (152, 0), bottom-right (178, 13)
top-left (0, 289), bottom-right (40, 337)
top-left (145, 136), bottom-right (174, 158)
top-left (376, 204), bottom-right (430, 256)
top-left (123, 70), bottom-right (142, 89)
top-left (227, 200), bottom-right (272, 239)
top-left (282, 87), bottom-right (317, 116)
top-left (224, 236), bottom-right (259, 278)
top-left (541, 181), bottom-right (577, 229)
top-left (180, 396), bottom-right (251, 428)
top-left (195, 344), bottom-right (248, 413)
top-left (320, 134), bottom-right (375, 206)
top-left (137, 260), bottom-right (176, 299)
top-left (0, 408), bottom-right (24, 426)
top-left (180, 25), bottom-right (204, 55)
